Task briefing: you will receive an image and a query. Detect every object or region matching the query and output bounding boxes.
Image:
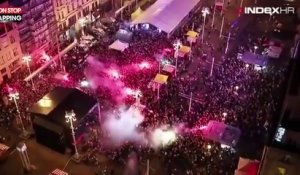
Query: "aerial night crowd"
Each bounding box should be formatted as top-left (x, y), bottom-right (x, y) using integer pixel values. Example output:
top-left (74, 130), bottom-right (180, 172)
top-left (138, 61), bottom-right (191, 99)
top-left (0, 2), bottom-right (289, 175)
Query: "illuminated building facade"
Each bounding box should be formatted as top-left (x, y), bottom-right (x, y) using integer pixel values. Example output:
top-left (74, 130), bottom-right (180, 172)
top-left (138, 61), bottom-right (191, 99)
top-left (0, 1), bottom-right (23, 83)
top-left (16, 0), bottom-right (58, 63)
top-left (53, 0), bottom-right (107, 47)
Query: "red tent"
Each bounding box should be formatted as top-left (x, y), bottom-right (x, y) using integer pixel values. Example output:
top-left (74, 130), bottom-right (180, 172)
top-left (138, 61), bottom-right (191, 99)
top-left (235, 157), bottom-right (259, 175)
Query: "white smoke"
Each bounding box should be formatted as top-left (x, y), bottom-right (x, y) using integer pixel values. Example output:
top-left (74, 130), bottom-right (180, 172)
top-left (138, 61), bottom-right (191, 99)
top-left (101, 106), bottom-right (178, 148)
top-left (102, 106), bottom-right (147, 146)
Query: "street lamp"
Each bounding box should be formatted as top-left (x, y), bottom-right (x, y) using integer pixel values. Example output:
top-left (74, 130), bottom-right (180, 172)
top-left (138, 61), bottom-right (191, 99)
top-left (9, 90), bottom-right (29, 139)
top-left (209, 57), bottom-right (215, 77)
top-left (65, 110), bottom-right (80, 161)
top-left (201, 7), bottom-right (210, 43)
top-left (22, 55), bottom-right (35, 90)
top-left (207, 144), bottom-right (212, 150)
top-left (239, 0), bottom-right (244, 15)
top-left (254, 45), bottom-right (259, 54)
top-left (173, 39), bottom-right (182, 77)
top-left (225, 32), bottom-right (231, 54)
top-left (211, 0), bottom-right (216, 28)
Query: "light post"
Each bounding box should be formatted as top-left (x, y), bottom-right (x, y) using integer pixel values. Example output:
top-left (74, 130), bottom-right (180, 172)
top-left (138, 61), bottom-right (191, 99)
top-left (211, 0), bottom-right (216, 28)
top-left (225, 32), bottom-right (231, 54)
top-left (9, 91), bottom-right (29, 139)
top-left (146, 159), bottom-right (150, 175)
top-left (22, 55), bottom-right (35, 90)
top-left (254, 45), bottom-right (258, 54)
top-left (173, 40), bottom-right (182, 77)
top-left (239, 0), bottom-right (244, 17)
top-left (121, 0), bottom-right (123, 20)
top-left (209, 57), bottom-right (215, 76)
top-left (201, 7), bottom-right (210, 44)
top-left (65, 110), bottom-right (80, 161)
top-left (189, 41), bottom-right (193, 61)
top-left (158, 61), bottom-right (161, 73)
top-left (219, 16), bottom-right (225, 38)
top-left (135, 0), bottom-right (138, 9)
top-left (188, 92), bottom-right (193, 112)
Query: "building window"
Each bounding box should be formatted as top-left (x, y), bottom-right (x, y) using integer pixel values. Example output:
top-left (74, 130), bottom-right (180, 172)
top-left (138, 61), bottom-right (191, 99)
top-left (13, 48), bottom-right (19, 56)
top-left (1, 68), bottom-right (6, 74)
top-left (10, 36), bottom-right (16, 44)
top-left (11, 59), bottom-right (19, 68)
top-left (0, 23), bottom-right (5, 36)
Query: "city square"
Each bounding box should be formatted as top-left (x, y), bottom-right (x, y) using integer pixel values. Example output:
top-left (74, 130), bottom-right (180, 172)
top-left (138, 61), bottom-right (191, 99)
top-left (0, 0), bottom-right (300, 175)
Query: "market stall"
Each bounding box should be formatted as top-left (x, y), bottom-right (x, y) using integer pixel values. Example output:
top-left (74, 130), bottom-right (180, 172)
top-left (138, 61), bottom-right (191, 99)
top-left (49, 169), bottom-right (68, 175)
top-left (109, 40), bottom-right (129, 52)
top-left (186, 30), bottom-right (199, 43)
top-left (131, 7), bottom-right (143, 20)
top-left (148, 73), bottom-right (168, 90)
top-left (0, 143), bottom-right (9, 161)
top-left (178, 45), bottom-right (191, 57)
top-left (162, 64), bottom-right (176, 75)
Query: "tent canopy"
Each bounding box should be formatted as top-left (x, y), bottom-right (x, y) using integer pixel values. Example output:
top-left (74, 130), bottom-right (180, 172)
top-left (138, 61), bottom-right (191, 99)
top-left (109, 40), bottom-right (129, 52)
top-left (179, 45), bottom-right (191, 53)
top-left (50, 169), bottom-right (68, 175)
top-left (154, 74), bottom-right (168, 84)
top-left (131, 7), bottom-right (143, 20)
top-left (235, 158), bottom-right (259, 175)
top-left (115, 29), bottom-right (133, 43)
top-left (163, 64), bottom-right (176, 74)
top-left (202, 121), bottom-right (241, 147)
top-left (132, 0), bottom-right (200, 34)
top-left (241, 52), bottom-right (267, 67)
top-left (186, 30), bottom-right (199, 38)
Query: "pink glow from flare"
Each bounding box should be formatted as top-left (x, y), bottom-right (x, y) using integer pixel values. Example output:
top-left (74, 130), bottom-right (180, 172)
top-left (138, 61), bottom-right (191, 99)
top-left (63, 74), bottom-right (69, 81)
top-left (110, 69), bottom-right (120, 79)
top-left (139, 62), bottom-right (150, 69)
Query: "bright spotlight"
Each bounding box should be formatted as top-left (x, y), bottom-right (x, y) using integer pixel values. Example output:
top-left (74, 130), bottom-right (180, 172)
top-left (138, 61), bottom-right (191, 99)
top-left (139, 62), bottom-right (150, 69)
top-left (207, 144), bottom-right (212, 150)
top-left (221, 144), bottom-right (230, 149)
top-left (63, 74), bottom-right (69, 81)
top-left (110, 70), bottom-right (120, 79)
top-left (80, 80), bottom-right (89, 87)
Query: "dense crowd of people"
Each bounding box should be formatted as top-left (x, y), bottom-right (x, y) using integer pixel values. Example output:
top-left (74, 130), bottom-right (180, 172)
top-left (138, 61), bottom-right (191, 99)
top-left (0, 1), bottom-right (290, 175)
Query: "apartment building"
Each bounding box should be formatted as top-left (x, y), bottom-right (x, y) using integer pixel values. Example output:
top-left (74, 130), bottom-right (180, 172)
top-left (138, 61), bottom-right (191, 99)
top-left (17, 0), bottom-right (58, 62)
top-left (53, 0), bottom-right (106, 45)
top-left (0, 2), bottom-right (23, 84)
top-left (258, 43), bottom-right (300, 175)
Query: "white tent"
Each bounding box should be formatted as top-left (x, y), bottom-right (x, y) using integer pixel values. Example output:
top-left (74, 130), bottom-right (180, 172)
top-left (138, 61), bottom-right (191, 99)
top-left (109, 40), bottom-right (129, 52)
top-left (132, 0), bottom-right (200, 35)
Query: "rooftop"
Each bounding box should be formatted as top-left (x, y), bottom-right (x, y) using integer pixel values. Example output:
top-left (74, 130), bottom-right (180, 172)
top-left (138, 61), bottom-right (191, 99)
top-left (259, 147), bottom-right (300, 175)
